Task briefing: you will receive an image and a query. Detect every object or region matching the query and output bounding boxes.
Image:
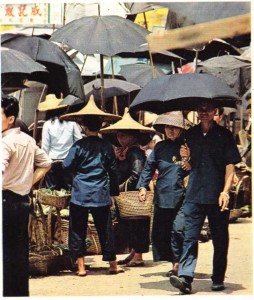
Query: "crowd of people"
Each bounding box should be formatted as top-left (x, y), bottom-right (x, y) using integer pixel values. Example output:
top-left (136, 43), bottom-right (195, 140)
top-left (2, 91), bottom-right (251, 296)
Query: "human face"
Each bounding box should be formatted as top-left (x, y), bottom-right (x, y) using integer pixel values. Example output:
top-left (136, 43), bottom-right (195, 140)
top-left (197, 103), bottom-right (216, 123)
top-left (164, 125), bottom-right (182, 141)
top-left (116, 131), bottom-right (137, 148)
top-left (213, 109), bottom-right (223, 124)
top-left (1, 108), bottom-right (15, 132)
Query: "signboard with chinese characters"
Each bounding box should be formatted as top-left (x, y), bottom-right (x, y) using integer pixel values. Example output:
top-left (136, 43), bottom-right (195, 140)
top-left (0, 3), bottom-right (63, 25)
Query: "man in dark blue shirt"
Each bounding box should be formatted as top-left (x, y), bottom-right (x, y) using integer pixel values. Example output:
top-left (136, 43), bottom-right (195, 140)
top-left (170, 101), bottom-right (241, 294)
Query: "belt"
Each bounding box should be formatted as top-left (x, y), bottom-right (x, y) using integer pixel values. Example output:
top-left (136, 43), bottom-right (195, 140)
top-left (2, 190), bottom-right (29, 202)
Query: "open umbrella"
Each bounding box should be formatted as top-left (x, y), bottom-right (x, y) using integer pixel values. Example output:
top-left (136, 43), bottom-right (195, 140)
top-left (197, 55), bottom-right (251, 97)
top-left (50, 15), bottom-right (149, 109)
top-left (129, 73), bottom-right (241, 115)
top-left (120, 63), bottom-right (165, 87)
top-left (1, 33), bottom-right (85, 100)
top-left (1, 47), bottom-right (47, 75)
top-left (84, 78), bottom-right (141, 102)
top-left (1, 47), bottom-right (47, 89)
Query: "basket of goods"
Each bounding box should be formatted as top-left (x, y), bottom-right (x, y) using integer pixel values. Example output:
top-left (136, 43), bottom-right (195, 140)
top-left (29, 245), bottom-right (69, 276)
top-left (60, 215), bottom-right (102, 255)
top-left (86, 223), bottom-right (101, 255)
top-left (37, 188), bottom-right (71, 209)
top-left (114, 191), bottom-right (154, 219)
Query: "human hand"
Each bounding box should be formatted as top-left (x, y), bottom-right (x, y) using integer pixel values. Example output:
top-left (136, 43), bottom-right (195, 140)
top-left (180, 144), bottom-right (190, 159)
top-left (111, 197), bottom-right (115, 207)
top-left (181, 161), bottom-right (191, 171)
top-left (219, 192), bottom-right (230, 212)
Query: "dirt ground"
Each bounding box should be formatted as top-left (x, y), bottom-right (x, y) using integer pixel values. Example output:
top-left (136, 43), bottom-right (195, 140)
top-left (29, 217), bottom-right (253, 297)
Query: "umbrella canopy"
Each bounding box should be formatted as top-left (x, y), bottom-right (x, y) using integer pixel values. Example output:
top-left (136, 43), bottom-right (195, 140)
top-left (129, 73), bottom-right (241, 114)
top-left (50, 15), bottom-right (150, 57)
top-left (197, 55), bottom-right (251, 97)
top-left (1, 47), bottom-right (47, 88)
top-left (60, 95), bottom-right (121, 123)
top-left (84, 78), bottom-right (141, 102)
top-left (1, 33), bottom-right (85, 100)
top-left (120, 63), bottom-right (165, 87)
top-left (1, 47), bottom-right (47, 75)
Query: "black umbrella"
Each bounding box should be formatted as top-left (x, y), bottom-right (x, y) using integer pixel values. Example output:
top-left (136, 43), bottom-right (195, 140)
top-left (1, 33), bottom-right (85, 100)
top-left (50, 15), bottom-right (149, 110)
top-left (84, 78), bottom-right (141, 102)
top-left (1, 47), bottom-right (47, 75)
top-left (197, 55), bottom-right (251, 97)
top-left (120, 63), bottom-right (165, 88)
top-left (129, 73), bottom-right (241, 115)
top-left (50, 15), bottom-right (149, 57)
top-left (1, 47), bottom-right (47, 88)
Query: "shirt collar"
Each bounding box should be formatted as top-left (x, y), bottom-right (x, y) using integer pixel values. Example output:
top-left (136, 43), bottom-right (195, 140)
top-left (2, 127), bottom-right (20, 138)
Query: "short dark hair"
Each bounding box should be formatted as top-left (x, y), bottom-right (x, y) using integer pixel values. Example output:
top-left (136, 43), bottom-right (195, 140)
top-left (245, 91), bottom-right (251, 101)
top-left (1, 95), bottom-right (19, 119)
top-left (82, 115), bottom-right (102, 131)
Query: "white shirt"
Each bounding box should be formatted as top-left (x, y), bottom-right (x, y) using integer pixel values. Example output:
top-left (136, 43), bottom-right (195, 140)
top-left (41, 119), bottom-right (82, 160)
top-left (2, 127), bottom-right (52, 195)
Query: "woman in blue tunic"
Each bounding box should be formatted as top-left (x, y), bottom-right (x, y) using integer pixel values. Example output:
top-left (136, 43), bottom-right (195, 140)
top-left (137, 111), bottom-right (191, 276)
top-left (62, 97), bottom-right (124, 276)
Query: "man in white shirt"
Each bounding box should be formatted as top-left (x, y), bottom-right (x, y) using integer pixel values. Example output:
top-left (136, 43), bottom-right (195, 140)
top-left (2, 95), bottom-right (52, 296)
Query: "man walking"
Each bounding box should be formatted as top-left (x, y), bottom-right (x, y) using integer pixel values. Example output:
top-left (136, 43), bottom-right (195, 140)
top-left (2, 95), bottom-right (52, 296)
top-left (169, 101), bottom-right (241, 294)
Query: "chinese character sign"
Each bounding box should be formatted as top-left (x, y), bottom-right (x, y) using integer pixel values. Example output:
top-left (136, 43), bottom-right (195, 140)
top-left (0, 3), bottom-right (62, 25)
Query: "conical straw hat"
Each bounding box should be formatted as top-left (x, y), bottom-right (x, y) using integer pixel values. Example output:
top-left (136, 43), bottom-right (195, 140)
top-left (153, 111), bottom-right (189, 133)
top-left (60, 95), bottom-right (121, 123)
top-left (144, 111), bottom-right (158, 126)
top-left (100, 107), bottom-right (155, 134)
top-left (38, 94), bottom-right (68, 112)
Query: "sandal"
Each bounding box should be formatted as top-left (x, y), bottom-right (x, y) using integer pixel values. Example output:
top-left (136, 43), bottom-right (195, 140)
top-left (108, 268), bottom-right (125, 275)
top-left (126, 260), bottom-right (144, 267)
top-left (76, 270), bottom-right (87, 276)
top-left (117, 258), bottom-right (132, 265)
top-left (166, 269), bottom-right (177, 277)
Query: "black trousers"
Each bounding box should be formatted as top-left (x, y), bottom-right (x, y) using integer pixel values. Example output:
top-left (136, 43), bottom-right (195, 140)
top-left (2, 190), bottom-right (30, 297)
top-left (152, 204), bottom-right (184, 262)
top-left (69, 203), bottom-right (116, 261)
top-left (179, 203), bottom-right (230, 283)
top-left (43, 160), bottom-right (73, 191)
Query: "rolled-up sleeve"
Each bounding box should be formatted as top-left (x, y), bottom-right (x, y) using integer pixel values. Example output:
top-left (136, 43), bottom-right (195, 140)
top-left (2, 142), bottom-right (12, 173)
top-left (34, 145), bottom-right (52, 167)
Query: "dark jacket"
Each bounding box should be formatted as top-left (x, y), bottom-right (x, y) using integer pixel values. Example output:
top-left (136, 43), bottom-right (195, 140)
top-left (63, 136), bottom-right (119, 207)
top-left (117, 145), bottom-right (146, 192)
top-left (137, 138), bottom-right (188, 209)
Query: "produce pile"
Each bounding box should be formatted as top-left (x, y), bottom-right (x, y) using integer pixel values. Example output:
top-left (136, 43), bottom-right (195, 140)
top-left (38, 188), bottom-right (71, 197)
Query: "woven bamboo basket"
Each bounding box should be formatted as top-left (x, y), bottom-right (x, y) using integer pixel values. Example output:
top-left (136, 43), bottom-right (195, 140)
top-left (37, 190), bottom-right (70, 209)
top-left (60, 219), bottom-right (101, 255)
top-left (29, 247), bottom-right (62, 276)
top-left (114, 191), bottom-right (154, 219)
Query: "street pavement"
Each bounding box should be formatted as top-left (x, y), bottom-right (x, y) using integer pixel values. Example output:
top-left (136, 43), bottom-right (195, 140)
top-left (29, 217), bottom-right (253, 297)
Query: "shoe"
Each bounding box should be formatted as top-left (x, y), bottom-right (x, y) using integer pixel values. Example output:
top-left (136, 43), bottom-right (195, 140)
top-left (108, 268), bottom-right (125, 275)
top-left (166, 269), bottom-right (177, 277)
top-left (126, 260), bottom-right (145, 267)
top-left (170, 275), bottom-right (192, 294)
top-left (76, 270), bottom-right (87, 276)
top-left (117, 258), bottom-right (131, 265)
top-left (211, 282), bottom-right (225, 291)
